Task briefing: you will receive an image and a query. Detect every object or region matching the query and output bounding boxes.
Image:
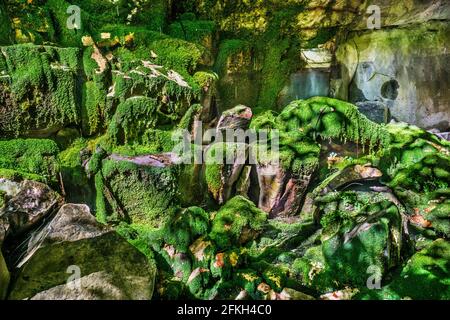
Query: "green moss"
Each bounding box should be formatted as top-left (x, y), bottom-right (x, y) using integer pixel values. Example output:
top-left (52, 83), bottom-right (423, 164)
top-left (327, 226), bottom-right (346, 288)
top-left (278, 97), bottom-right (390, 151)
top-left (169, 19), bottom-right (216, 44)
top-left (214, 39), bottom-right (250, 75)
top-left (0, 2), bottom-right (12, 45)
top-left (0, 138), bottom-right (60, 184)
top-left (0, 44), bottom-right (80, 136)
top-left (358, 239), bottom-right (450, 300)
top-left (94, 171), bottom-right (107, 224)
top-left (81, 81), bottom-right (107, 136)
top-left (210, 196), bottom-right (268, 251)
top-left (152, 38), bottom-right (205, 78)
top-left (101, 159), bottom-right (179, 228)
top-left (59, 138), bottom-right (87, 183)
top-left (162, 207), bottom-right (210, 253)
top-left (107, 96), bottom-right (159, 145)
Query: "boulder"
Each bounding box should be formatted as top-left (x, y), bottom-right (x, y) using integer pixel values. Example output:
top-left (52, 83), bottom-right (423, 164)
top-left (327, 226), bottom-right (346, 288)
top-left (358, 239), bottom-right (450, 300)
top-left (255, 152), bottom-right (316, 218)
top-left (205, 143), bottom-right (248, 205)
top-left (293, 191), bottom-right (406, 290)
top-left (0, 180), bottom-right (61, 243)
top-left (216, 105), bottom-right (252, 134)
top-left (209, 196), bottom-right (268, 251)
top-left (0, 250), bottom-right (9, 300)
top-left (356, 101), bottom-right (390, 124)
top-left (9, 204), bottom-right (156, 300)
top-left (99, 156), bottom-right (179, 227)
top-left (0, 44), bottom-right (80, 137)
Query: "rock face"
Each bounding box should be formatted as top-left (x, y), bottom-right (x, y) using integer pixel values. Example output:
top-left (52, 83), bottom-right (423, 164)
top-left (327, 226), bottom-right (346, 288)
top-left (334, 22), bottom-right (450, 130)
top-left (0, 180), bottom-right (61, 243)
top-left (256, 158), bottom-right (314, 218)
top-left (9, 204), bottom-right (156, 300)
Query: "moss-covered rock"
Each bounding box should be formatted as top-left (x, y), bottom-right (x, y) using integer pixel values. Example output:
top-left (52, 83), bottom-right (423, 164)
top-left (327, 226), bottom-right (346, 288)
top-left (209, 196), bottom-right (268, 251)
top-left (358, 239), bottom-right (450, 300)
top-left (100, 158), bottom-right (179, 227)
top-left (0, 44), bottom-right (81, 137)
top-left (0, 138), bottom-right (60, 184)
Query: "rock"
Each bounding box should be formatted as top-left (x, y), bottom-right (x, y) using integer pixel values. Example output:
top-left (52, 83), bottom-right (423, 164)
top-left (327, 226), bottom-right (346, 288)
top-left (0, 250), bottom-right (9, 300)
top-left (358, 239), bottom-right (450, 300)
top-left (215, 40), bottom-right (259, 112)
top-left (0, 180), bottom-right (61, 243)
top-left (335, 22), bottom-right (450, 130)
top-left (318, 192), bottom-right (404, 286)
top-left (100, 157), bottom-right (179, 227)
top-left (205, 143), bottom-right (248, 204)
top-left (356, 101), bottom-right (391, 124)
top-left (216, 105), bottom-right (253, 134)
top-left (9, 204), bottom-right (156, 300)
top-left (300, 48), bottom-right (333, 69)
top-left (278, 69), bottom-right (330, 108)
top-left (209, 196), bottom-right (267, 250)
top-left (255, 155), bottom-right (315, 218)
top-left (320, 288), bottom-right (359, 300)
top-left (278, 288), bottom-right (315, 300)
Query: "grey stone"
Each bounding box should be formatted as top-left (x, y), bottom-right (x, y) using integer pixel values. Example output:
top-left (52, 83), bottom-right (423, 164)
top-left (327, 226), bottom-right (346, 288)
top-left (9, 204), bottom-right (156, 300)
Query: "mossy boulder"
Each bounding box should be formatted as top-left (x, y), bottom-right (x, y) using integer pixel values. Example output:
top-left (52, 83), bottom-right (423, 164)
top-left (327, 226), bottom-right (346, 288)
top-left (293, 191), bottom-right (404, 291)
top-left (209, 196), bottom-right (268, 251)
top-left (99, 157), bottom-right (179, 228)
top-left (0, 44), bottom-right (81, 137)
top-left (358, 239), bottom-right (450, 300)
top-left (379, 123), bottom-right (450, 237)
top-left (205, 142), bottom-right (248, 204)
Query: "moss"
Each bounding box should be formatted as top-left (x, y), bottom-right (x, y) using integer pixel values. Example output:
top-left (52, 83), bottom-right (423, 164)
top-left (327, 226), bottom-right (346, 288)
top-left (278, 97), bottom-right (390, 151)
top-left (0, 138), bottom-right (60, 184)
top-left (169, 19), bottom-right (216, 44)
top-left (192, 71), bottom-right (218, 91)
top-left (101, 159), bottom-right (179, 228)
top-left (151, 38), bottom-right (205, 78)
top-left (214, 39), bottom-right (250, 75)
top-left (358, 239), bottom-right (450, 300)
top-left (59, 138), bottom-right (87, 185)
top-left (94, 171), bottom-right (107, 224)
top-left (177, 103), bottom-right (202, 130)
top-left (112, 129), bottom-right (175, 156)
top-left (0, 44), bottom-right (80, 136)
top-left (45, 0), bottom-right (86, 47)
top-left (162, 207), bottom-right (210, 253)
top-left (107, 96), bottom-right (159, 145)
top-left (81, 81), bottom-right (108, 136)
top-left (209, 196), bottom-right (268, 251)
top-left (205, 163), bottom-right (222, 200)
top-left (0, 2), bottom-right (12, 45)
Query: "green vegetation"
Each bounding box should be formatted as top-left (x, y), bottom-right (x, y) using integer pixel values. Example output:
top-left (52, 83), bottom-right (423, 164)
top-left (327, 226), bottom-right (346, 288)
top-left (0, 44), bottom-right (80, 137)
top-left (0, 138), bottom-right (60, 184)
